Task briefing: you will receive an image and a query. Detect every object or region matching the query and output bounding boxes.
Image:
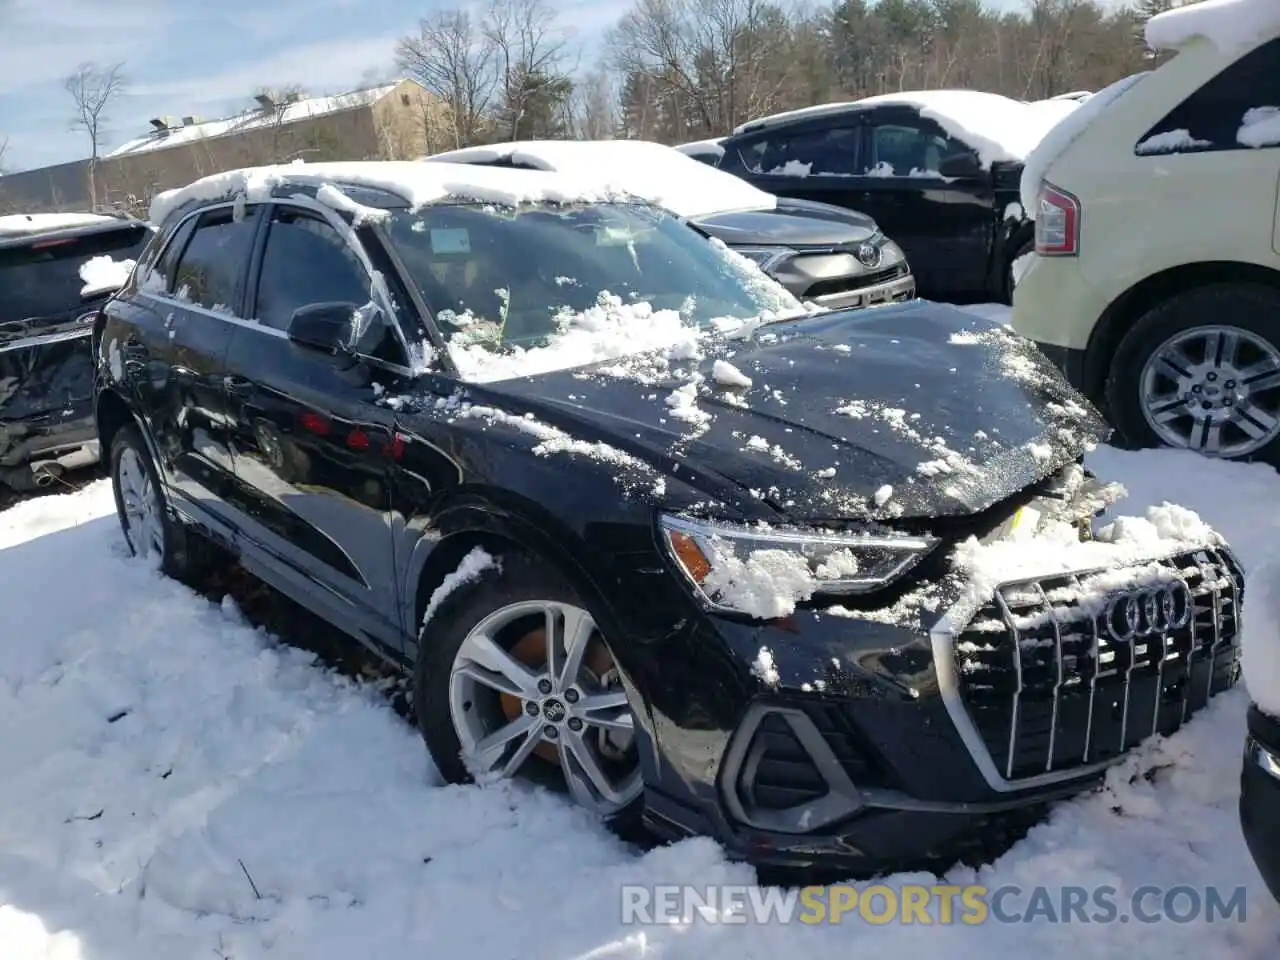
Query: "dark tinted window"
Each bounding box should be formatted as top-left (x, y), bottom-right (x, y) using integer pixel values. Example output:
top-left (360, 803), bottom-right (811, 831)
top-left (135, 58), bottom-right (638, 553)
top-left (149, 216), bottom-right (197, 293)
top-left (0, 225), bottom-right (150, 324)
top-left (253, 207), bottom-right (370, 331)
top-left (863, 121), bottom-right (972, 177)
top-left (172, 209), bottom-right (257, 313)
top-left (1137, 38), bottom-right (1280, 154)
top-left (734, 126), bottom-right (861, 176)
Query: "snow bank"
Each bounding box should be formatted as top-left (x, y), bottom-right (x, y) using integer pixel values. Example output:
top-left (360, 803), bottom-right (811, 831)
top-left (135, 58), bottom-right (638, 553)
top-left (1146, 0), bottom-right (1280, 55)
top-left (1020, 72), bottom-right (1149, 219)
top-left (0, 212), bottom-right (116, 236)
top-left (1242, 553), bottom-right (1280, 718)
top-left (425, 139), bottom-right (776, 220)
top-left (78, 255), bottom-right (136, 298)
top-left (150, 159), bottom-right (637, 227)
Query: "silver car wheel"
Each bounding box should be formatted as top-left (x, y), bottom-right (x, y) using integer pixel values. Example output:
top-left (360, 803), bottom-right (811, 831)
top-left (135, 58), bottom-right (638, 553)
top-left (116, 446), bottom-right (165, 562)
top-left (447, 599), bottom-right (641, 817)
top-left (1139, 324), bottom-right (1280, 457)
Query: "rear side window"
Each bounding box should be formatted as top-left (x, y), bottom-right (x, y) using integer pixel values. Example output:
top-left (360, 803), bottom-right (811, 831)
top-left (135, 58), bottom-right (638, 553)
top-left (863, 120), bottom-right (971, 177)
top-left (731, 126), bottom-right (861, 176)
top-left (1136, 38), bottom-right (1280, 155)
top-left (171, 208), bottom-right (258, 314)
top-left (0, 225), bottom-right (150, 324)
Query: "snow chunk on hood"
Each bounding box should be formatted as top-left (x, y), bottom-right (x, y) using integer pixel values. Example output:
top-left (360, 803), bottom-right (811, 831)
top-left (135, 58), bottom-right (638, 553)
top-left (424, 139), bottom-right (776, 220)
top-left (79, 254), bottom-right (135, 298)
top-left (1239, 106), bottom-right (1280, 148)
top-left (1146, 0), bottom-right (1280, 55)
top-left (150, 159), bottom-right (636, 228)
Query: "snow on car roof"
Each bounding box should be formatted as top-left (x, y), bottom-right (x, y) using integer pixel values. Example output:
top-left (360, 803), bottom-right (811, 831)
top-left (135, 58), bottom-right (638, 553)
top-left (148, 159), bottom-right (646, 228)
top-left (734, 91), bottom-right (1081, 169)
top-left (1145, 0), bottom-right (1280, 55)
top-left (673, 138), bottom-right (726, 155)
top-left (0, 212), bottom-right (120, 236)
top-left (425, 140), bottom-right (776, 220)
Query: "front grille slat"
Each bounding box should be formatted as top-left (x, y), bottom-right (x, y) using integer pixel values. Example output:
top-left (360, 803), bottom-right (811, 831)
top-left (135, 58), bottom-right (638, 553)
top-left (952, 547), bottom-right (1242, 784)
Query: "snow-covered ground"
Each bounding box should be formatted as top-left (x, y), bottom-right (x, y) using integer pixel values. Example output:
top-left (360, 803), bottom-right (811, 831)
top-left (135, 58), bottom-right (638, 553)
top-left (3, 309), bottom-right (1280, 957)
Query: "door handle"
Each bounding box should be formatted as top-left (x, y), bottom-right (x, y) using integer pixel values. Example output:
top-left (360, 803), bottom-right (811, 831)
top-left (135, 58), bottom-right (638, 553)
top-left (223, 375), bottom-right (253, 396)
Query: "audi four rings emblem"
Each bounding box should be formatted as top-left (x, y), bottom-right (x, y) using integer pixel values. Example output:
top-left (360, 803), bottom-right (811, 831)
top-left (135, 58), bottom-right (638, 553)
top-left (1104, 581), bottom-right (1193, 642)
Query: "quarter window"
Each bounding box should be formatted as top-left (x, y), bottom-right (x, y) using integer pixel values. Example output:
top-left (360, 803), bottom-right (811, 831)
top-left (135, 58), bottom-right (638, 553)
top-left (1136, 37), bottom-right (1280, 155)
top-left (171, 209), bottom-right (258, 314)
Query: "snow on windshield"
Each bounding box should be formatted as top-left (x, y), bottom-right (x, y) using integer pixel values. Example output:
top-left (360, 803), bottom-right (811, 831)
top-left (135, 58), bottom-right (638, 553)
top-left (424, 140), bottom-right (777, 220)
top-left (79, 254), bottom-right (136, 297)
top-left (1239, 106), bottom-right (1280, 148)
top-left (1145, 0), bottom-right (1280, 55)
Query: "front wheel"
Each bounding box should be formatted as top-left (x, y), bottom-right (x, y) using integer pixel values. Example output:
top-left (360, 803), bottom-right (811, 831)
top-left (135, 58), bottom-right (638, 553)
top-left (1105, 284), bottom-right (1280, 463)
top-left (414, 552), bottom-right (645, 826)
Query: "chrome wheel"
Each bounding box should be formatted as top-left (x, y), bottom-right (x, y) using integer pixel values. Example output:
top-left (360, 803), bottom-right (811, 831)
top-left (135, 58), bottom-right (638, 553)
top-left (448, 599), bottom-right (641, 817)
top-left (1139, 325), bottom-right (1280, 457)
top-left (117, 447), bottom-right (165, 562)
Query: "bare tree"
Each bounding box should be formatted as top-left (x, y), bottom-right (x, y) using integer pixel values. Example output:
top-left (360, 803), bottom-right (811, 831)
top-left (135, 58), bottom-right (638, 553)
top-left (64, 61), bottom-right (126, 210)
top-left (0, 136), bottom-right (8, 172)
top-left (396, 10), bottom-right (499, 148)
top-left (569, 69), bottom-right (619, 139)
top-left (484, 0), bottom-right (577, 140)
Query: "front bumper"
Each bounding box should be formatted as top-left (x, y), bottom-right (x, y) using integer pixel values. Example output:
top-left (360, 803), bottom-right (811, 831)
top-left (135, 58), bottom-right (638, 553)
top-left (639, 544), bottom-right (1243, 874)
top-left (1241, 705), bottom-right (1280, 903)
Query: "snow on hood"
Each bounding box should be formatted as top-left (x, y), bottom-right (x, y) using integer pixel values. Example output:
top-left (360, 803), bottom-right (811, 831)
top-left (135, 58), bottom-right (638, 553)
top-left (1146, 0), bottom-right (1280, 55)
top-left (738, 92), bottom-right (1079, 169)
top-left (149, 159), bottom-right (643, 228)
top-left (79, 254), bottom-right (136, 298)
top-left (0, 212), bottom-right (117, 236)
top-left (424, 140), bottom-right (776, 220)
top-left (1020, 72), bottom-right (1149, 219)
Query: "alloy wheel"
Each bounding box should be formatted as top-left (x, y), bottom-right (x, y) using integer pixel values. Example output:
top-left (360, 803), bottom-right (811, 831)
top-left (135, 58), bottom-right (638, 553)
top-left (447, 599), bottom-right (642, 816)
top-left (1139, 324), bottom-right (1280, 457)
top-left (117, 446), bottom-right (165, 563)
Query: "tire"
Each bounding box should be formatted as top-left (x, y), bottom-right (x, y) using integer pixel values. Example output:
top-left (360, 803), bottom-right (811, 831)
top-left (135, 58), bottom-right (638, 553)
top-left (109, 423), bottom-right (215, 580)
top-left (1004, 238), bottom-right (1034, 304)
top-left (413, 551), bottom-right (645, 830)
top-left (1104, 283), bottom-right (1280, 463)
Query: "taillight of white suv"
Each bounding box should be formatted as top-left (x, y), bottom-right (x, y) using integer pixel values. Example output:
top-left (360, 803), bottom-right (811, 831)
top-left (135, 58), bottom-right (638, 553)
top-left (1035, 182), bottom-right (1081, 257)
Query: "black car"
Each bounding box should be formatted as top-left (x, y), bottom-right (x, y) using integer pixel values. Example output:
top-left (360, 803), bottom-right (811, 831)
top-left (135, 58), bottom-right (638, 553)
top-left (95, 161), bottom-right (1242, 875)
top-left (715, 93), bottom-right (1065, 303)
top-left (0, 213), bottom-right (152, 489)
top-left (426, 141), bottom-right (916, 312)
top-left (1242, 703), bottom-right (1280, 901)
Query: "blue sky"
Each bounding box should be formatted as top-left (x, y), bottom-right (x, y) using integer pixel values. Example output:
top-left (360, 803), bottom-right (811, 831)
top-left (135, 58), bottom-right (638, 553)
top-left (1, 0), bottom-right (1037, 173)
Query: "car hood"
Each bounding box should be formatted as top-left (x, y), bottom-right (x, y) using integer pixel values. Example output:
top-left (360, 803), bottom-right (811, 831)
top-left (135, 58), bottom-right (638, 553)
top-left (694, 197), bottom-right (879, 247)
top-left (451, 301), bottom-right (1111, 524)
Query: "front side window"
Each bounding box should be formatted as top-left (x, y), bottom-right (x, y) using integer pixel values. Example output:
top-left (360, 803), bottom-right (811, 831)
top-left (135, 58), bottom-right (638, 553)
top-left (381, 201), bottom-right (801, 382)
top-left (171, 209), bottom-right (258, 314)
top-left (735, 127), bottom-right (861, 177)
top-left (863, 121), bottom-right (971, 178)
top-left (1136, 37), bottom-right (1280, 154)
top-left (254, 208), bottom-right (370, 330)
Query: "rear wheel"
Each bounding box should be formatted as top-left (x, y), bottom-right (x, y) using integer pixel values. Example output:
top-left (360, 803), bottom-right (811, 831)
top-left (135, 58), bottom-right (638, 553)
top-left (414, 553), bottom-right (645, 825)
top-left (109, 423), bottom-right (214, 579)
top-left (1105, 284), bottom-right (1280, 463)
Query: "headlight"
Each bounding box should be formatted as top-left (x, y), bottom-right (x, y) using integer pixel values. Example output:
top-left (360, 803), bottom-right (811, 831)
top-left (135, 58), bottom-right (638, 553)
top-left (659, 514), bottom-right (937, 616)
top-left (732, 245), bottom-right (794, 272)
top-left (879, 239), bottom-right (905, 265)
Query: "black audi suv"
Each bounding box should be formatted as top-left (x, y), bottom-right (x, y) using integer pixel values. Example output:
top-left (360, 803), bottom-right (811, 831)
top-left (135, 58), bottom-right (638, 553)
top-left (93, 160), bottom-right (1242, 875)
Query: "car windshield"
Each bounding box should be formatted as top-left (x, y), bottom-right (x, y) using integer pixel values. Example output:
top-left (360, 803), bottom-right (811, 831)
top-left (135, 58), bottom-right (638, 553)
top-left (0, 225), bottom-right (150, 324)
top-left (381, 201), bottom-right (800, 380)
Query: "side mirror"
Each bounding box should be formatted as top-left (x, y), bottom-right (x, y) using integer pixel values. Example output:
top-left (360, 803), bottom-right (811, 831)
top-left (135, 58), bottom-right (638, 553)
top-left (287, 301), bottom-right (357, 353)
top-left (938, 151), bottom-right (982, 179)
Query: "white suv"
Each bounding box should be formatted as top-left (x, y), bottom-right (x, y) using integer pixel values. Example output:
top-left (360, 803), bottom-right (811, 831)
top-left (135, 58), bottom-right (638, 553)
top-left (1013, 0), bottom-right (1280, 462)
